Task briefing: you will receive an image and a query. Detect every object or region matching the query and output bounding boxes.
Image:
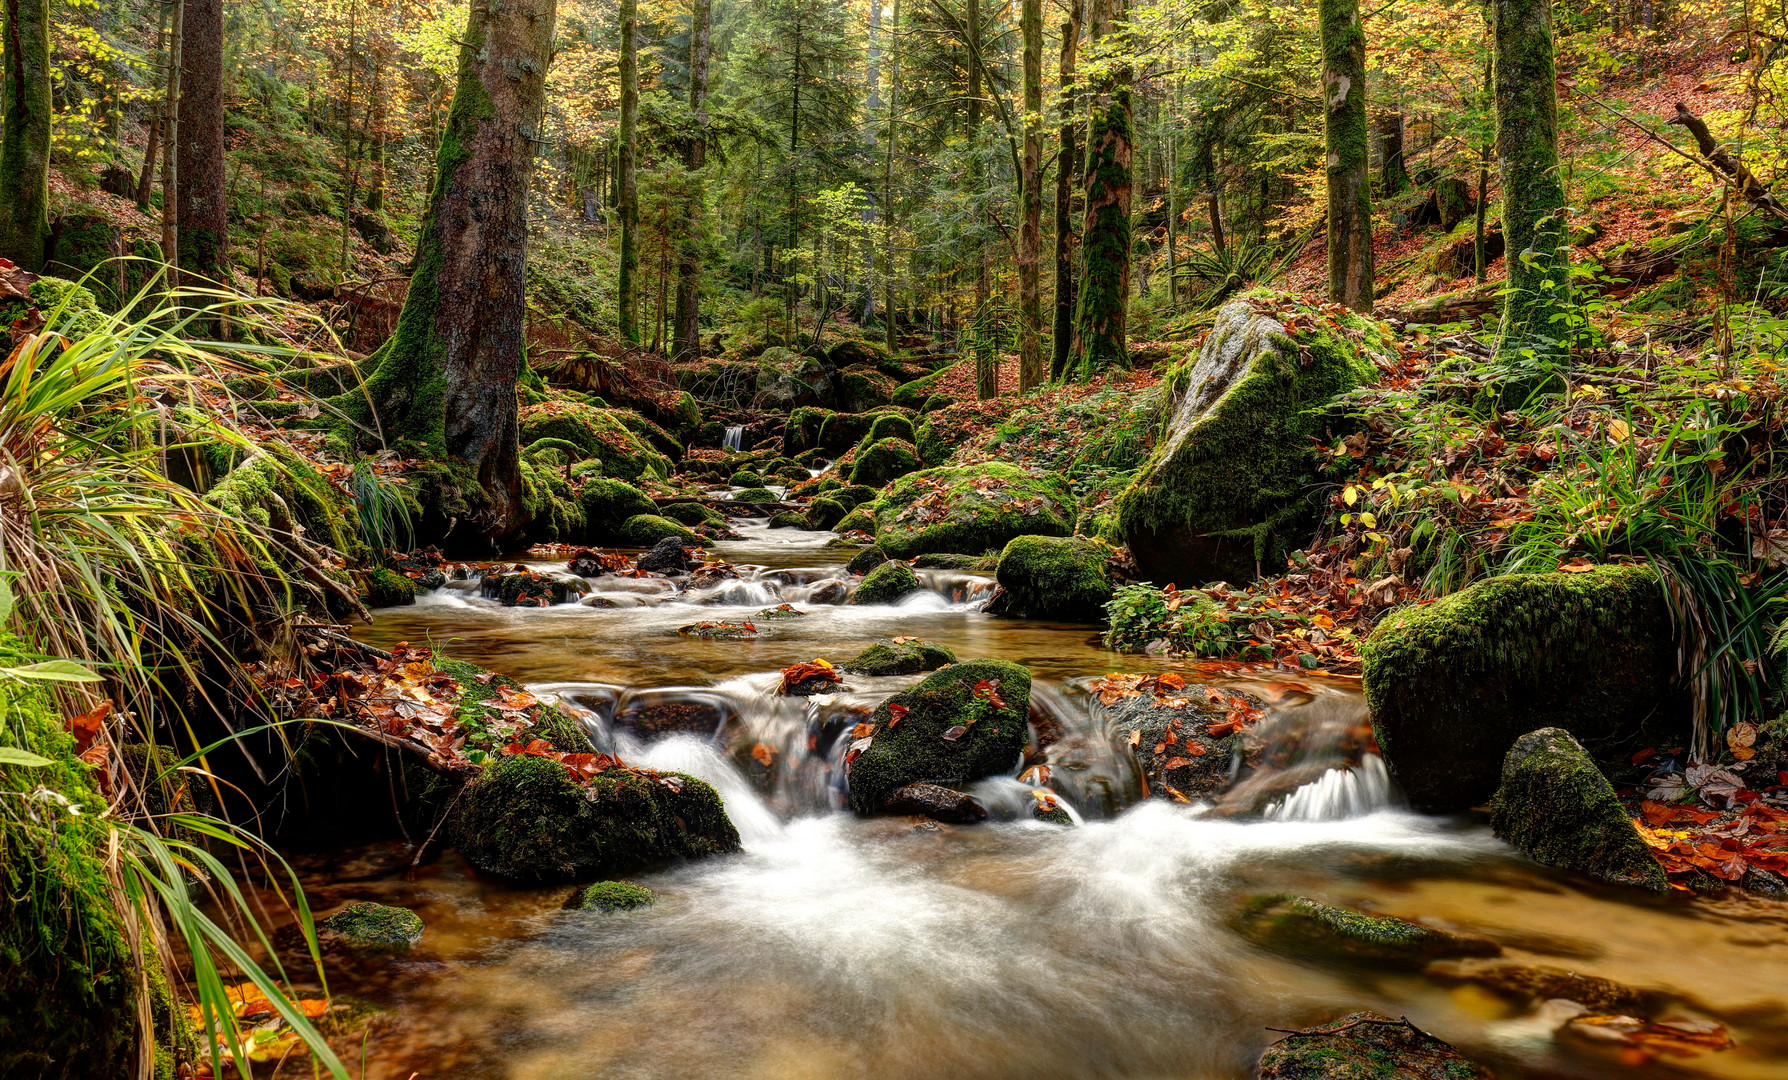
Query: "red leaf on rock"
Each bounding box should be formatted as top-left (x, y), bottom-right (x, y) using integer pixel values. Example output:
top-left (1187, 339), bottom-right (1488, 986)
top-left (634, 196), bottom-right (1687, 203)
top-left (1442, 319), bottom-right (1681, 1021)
top-left (886, 702), bottom-right (909, 728)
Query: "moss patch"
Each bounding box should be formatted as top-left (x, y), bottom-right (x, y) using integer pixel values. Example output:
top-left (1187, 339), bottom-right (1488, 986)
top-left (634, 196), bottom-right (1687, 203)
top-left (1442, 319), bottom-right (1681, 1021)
top-left (1235, 895), bottom-right (1500, 968)
top-left (847, 659), bottom-right (1032, 814)
top-left (578, 478), bottom-right (657, 541)
top-left (318, 901), bottom-right (425, 952)
top-left (578, 881), bottom-right (656, 911)
top-left (844, 638), bottom-right (957, 675)
top-left (850, 437), bottom-right (922, 488)
top-left (619, 514), bottom-right (700, 546)
top-left (519, 402), bottom-right (671, 481)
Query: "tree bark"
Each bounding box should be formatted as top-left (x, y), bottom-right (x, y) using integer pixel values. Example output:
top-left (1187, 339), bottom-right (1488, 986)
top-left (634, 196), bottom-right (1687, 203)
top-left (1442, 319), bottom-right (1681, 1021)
top-left (883, 0), bottom-right (903, 355)
top-left (617, 0), bottom-right (640, 343)
top-left (176, 0), bottom-right (228, 285)
top-left (1377, 111), bottom-right (1407, 196)
top-left (135, 1), bottom-right (171, 211)
top-left (1050, 4), bottom-right (1081, 381)
top-left (672, 0), bottom-right (711, 360)
top-left (1069, 0), bottom-right (1130, 377)
top-left (347, 0), bottom-right (556, 544)
top-left (1491, 0), bottom-right (1570, 374)
top-left (1018, 0), bottom-right (1044, 392)
top-left (161, 0), bottom-right (183, 282)
top-left (1320, 0), bottom-right (1373, 311)
top-left (0, 0), bottom-right (51, 270)
top-left (1473, 49), bottom-right (1491, 283)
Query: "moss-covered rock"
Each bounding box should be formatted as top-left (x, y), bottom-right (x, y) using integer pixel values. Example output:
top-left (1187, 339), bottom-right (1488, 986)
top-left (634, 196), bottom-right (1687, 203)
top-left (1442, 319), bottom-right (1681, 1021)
top-left (844, 638), bottom-right (957, 675)
top-left (577, 881), bottom-right (656, 911)
top-left (850, 437), bottom-right (922, 487)
top-left (364, 567), bottom-right (418, 608)
top-left (783, 407), bottom-right (836, 454)
top-left (835, 506), bottom-right (876, 535)
top-left (1235, 895), bottom-right (1500, 968)
top-left (817, 412), bottom-right (875, 451)
top-left (1116, 295), bottom-right (1383, 584)
top-left (833, 484), bottom-right (880, 509)
top-left (578, 478), bottom-right (658, 541)
top-left (769, 511), bottom-right (812, 529)
top-left (845, 545), bottom-right (888, 575)
top-left (659, 501), bottom-right (726, 528)
top-left (808, 496), bottom-right (850, 530)
top-left (1490, 728), bottom-right (1668, 890)
top-left (994, 536), bottom-right (1114, 620)
top-left (838, 366), bottom-right (898, 411)
top-left (481, 569), bottom-right (579, 606)
top-left (861, 412), bottom-right (916, 448)
top-left (911, 553), bottom-right (997, 571)
top-left (730, 469), bottom-right (766, 487)
top-left (847, 659), bottom-right (1032, 814)
top-left (849, 560), bottom-right (923, 605)
top-left (730, 487), bottom-right (780, 502)
top-left (317, 901), bottom-right (424, 952)
top-left (519, 402), bottom-right (671, 481)
top-left (871, 463), bottom-right (1074, 559)
top-left (1361, 565), bottom-right (1683, 812)
top-left (1257, 1011), bottom-right (1494, 1080)
top-left (618, 514), bottom-right (701, 547)
top-left (453, 755), bottom-right (740, 884)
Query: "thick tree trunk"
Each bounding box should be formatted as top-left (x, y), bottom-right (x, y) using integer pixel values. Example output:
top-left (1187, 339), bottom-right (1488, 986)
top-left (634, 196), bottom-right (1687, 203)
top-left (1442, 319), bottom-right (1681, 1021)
top-left (1377, 111), bottom-right (1407, 196)
top-left (0, 0), bottom-right (51, 270)
top-left (672, 0), bottom-right (711, 360)
top-left (1018, 0), bottom-right (1044, 392)
top-left (1320, 0), bottom-right (1373, 311)
top-left (1069, 0), bottom-right (1130, 377)
top-left (350, 0), bottom-right (556, 543)
top-left (1491, 0), bottom-right (1570, 375)
top-left (1050, 5), bottom-right (1081, 381)
top-left (176, 0), bottom-right (228, 284)
top-left (618, 0), bottom-right (640, 343)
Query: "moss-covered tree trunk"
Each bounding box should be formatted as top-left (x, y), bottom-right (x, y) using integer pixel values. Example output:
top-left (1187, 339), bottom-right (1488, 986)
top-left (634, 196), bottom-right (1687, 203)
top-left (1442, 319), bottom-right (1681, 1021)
top-left (617, 0), bottom-right (640, 343)
top-left (1492, 0), bottom-right (1570, 378)
top-left (1068, 0), bottom-right (1130, 378)
top-left (1320, 0), bottom-right (1373, 311)
top-left (176, 0), bottom-right (228, 285)
top-left (1018, 0), bottom-right (1044, 392)
top-left (349, 0), bottom-right (555, 541)
top-left (672, 0), bottom-right (710, 361)
top-left (1050, 5), bottom-right (1081, 381)
top-left (0, 0), bottom-right (51, 271)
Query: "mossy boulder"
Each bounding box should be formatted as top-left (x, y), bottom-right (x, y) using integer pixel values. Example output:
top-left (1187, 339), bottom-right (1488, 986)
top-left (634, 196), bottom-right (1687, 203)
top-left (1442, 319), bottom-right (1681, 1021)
top-left (1360, 565), bottom-right (1683, 812)
top-left (833, 484), bottom-right (879, 509)
top-left (317, 901), bottom-right (424, 952)
top-left (911, 552), bottom-right (997, 571)
top-left (994, 536), bottom-right (1114, 620)
top-left (452, 755), bottom-right (740, 884)
top-left (808, 496), bottom-right (850, 530)
top-left (817, 412), bottom-right (875, 451)
top-left (849, 560), bottom-right (923, 605)
top-left (859, 413), bottom-right (916, 448)
top-left (731, 487), bottom-right (780, 502)
top-left (836, 506), bottom-right (877, 535)
top-left (850, 437), bottom-right (922, 487)
top-left (578, 478), bottom-right (658, 541)
top-left (784, 407), bottom-right (837, 454)
top-left (844, 638), bottom-right (957, 676)
top-left (1235, 895), bottom-right (1500, 968)
top-left (1258, 1011), bottom-right (1494, 1080)
top-left (364, 567), bottom-right (417, 608)
top-left (846, 659), bottom-right (1032, 814)
top-left (871, 463), bottom-right (1074, 559)
top-left (730, 469), bottom-right (766, 487)
top-left (839, 366), bottom-right (898, 411)
top-left (577, 881), bottom-right (656, 911)
top-left (519, 402), bottom-right (671, 481)
top-left (1116, 295), bottom-right (1382, 585)
top-left (1490, 728), bottom-right (1668, 891)
top-left (845, 546), bottom-right (888, 575)
top-left (893, 371), bottom-right (945, 410)
top-left (1116, 692), bottom-right (1256, 802)
top-left (619, 514), bottom-right (701, 547)
top-left (659, 501), bottom-right (726, 528)
top-left (769, 511), bottom-right (812, 529)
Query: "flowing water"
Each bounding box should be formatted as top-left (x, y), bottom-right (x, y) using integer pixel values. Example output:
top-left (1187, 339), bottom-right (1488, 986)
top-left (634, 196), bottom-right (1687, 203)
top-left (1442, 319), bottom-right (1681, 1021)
top-left (317, 518), bottom-right (1788, 1080)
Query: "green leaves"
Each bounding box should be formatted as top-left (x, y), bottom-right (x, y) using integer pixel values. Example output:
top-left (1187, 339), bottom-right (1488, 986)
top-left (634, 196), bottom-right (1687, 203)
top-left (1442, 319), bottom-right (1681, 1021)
top-left (0, 660), bottom-right (104, 683)
top-left (0, 746), bottom-right (54, 767)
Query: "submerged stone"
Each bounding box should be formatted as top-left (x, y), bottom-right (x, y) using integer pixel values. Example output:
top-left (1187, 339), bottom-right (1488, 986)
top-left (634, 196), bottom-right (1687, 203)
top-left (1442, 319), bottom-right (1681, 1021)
top-left (1425, 957), bottom-right (1651, 1014)
top-left (847, 659), bottom-right (1032, 814)
top-left (577, 881), bottom-right (656, 911)
top-left (1235, 895), bottom-right (1500, 968)
top-left (844, 638), bottom-right (956, 676)
top-left (993, 535), bottom-right (1114, 620)
top-left (881, 782), bottom-right (988, 823)
top-left (1257, 1011), bottom-right (1494, 1080)
top-left (849, 560), bottom-right (923, 605)
top-left (317, 901), bottom-right (424, 953)
top-left (1490, 728), bottom-right (1668, 891)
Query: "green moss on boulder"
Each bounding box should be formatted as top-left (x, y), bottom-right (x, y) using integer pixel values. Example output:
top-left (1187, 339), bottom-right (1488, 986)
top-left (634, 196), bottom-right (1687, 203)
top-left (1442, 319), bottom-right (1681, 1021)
top-left (519, 402), bottom-right (670, 481)
top-left (578, 881), bottom-right (656, 911)
top-left (1116, 295), bottom-right (1382, 584)
top-left (578, 478), bottom-right (657, 541)
top-left (845, 546), bottom-right (887, 575)
top-left (850, 561), bottom-right (922, 604)
top-left (808, 496), bottom-right (850, 530)
top-left (659, 501), bottom-right (726, 527)
top-left (847, 659), bottom-right (1032, 813)
top-left (994, 536), bottom-right (1114, 620)
top-left (1258, 1011), bottom-right (1494, 1080)
top-left (911, 553), bottom-right (997, 571)
top-left (836, 506), bottom-right (876, 535)
top-left (364, 567), bottom-right (417, 608)
top-left (1235, 895), bottom-right (1500, 968)
top-left (871, 463), bottom-right (1074, 559)
top-left (769, 511), bottom-right (812, 529)
top-left (817, 412), bottom-right (875, 451)
top-left (784, 407), bottom-right (836, 454)
top-left (1491, 728), bottom-right (1668, 890)
top-left (850, 437), bottom-right (921, 487)
top-left (619, 514), bottom-right (700, 547)
top-left (453, 755), bottom-right (740, 884)
top-left (861, 413), bottom-right (916, 447)
top-left (1360, 565), bottom-right (1683, 812)
top-left (844, 638), bottom-right (956, 675)
top-left (731, 487), bottom-right (779, 502)
top-left (730, 469), bottom-right (766, 487)
top-left (839, 366), bottom-right (898, 411)
top-left (318, 901), bottom-right (424, 952)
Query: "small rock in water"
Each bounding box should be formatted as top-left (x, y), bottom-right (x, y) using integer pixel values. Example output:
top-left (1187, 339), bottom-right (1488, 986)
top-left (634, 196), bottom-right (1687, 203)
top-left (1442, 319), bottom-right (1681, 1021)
top-left (575, 881), bottom-right (656, 911)
top-left (1426, 957), bottom-right (1651, 1014)
top-left (807, 579), bottom-right (851, 604)
top-left (881, 782), bottom-right (988, 824)
top-left (1257, 1011), bottom-right (1493, 1080)
top-left (637, 536), bottom-right (695, 574)
top-left (317, 901), bottom-right (424, 953)
top-left (843, 637), bottom-right (956, 676)
top-left (1235, 895), bottom-right (1500, 968)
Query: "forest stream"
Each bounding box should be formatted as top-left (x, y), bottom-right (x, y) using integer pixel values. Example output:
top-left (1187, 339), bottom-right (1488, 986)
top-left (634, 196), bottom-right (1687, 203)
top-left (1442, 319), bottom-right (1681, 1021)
top-left (275, 515), bottom-right (1788, 1080)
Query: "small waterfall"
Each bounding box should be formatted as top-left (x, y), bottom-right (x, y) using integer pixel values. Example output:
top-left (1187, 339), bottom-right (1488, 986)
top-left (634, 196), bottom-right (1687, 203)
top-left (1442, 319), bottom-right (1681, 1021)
top-left (1263, 754), bottom-right (1396, 821)
top-left (722, 425), bottom-right (744, 451)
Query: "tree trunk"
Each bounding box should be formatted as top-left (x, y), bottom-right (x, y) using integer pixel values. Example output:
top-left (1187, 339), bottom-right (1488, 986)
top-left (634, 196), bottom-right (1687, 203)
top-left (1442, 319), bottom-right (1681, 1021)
top-left (176, 0), bottom-right (228, 285)
top-left (1018, 0), bottom-right (1044, 392)
top-left (161, 0), bottom-right (183, 282)
top-left (1069, 0), bottom-right (1130, 377)
top-left (1320, 0), bottom-right (1373, 311)
top-left (883, 0), bottom-right (903, 356)
top-left (347, 0), bottom-right (556, 544)
top-left (135, 1), bottom-right (171, 211)
top-left (672, 0), bottom-right (710, 360)
top-left (1050, 4), bottom-right (1081, 381)
top-left (967, 0), bottom-right (993, 398)
top-left (1473, 49), bottom-right (1492, 283)
top-left (1491, 0), bottom-right (1570, 375)
top-left (1377, 111), bottom-right (1407, 196)
top-left (0, 0), bottom-right (51, 270)
top-left (617, 0), bottom-right (640, 343)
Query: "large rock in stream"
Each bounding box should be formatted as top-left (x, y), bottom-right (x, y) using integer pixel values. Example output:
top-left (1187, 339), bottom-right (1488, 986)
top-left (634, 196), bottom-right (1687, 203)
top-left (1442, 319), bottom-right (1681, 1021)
top-left (1116, 295), bottom-right (1383, 585)
top-left (1490, 728), bottom-right (1668, 890)
top-left (1360, 564), bottom-right (1685, 812)
top-left (1257, 1011), bottom-right (1494, 1080)
top-left (870, 463), bottom-right (1074, 559)
top-left (846, 659), bottom-right (1032, 814)
top-left (1236, 895), bottom-right (1500, 968)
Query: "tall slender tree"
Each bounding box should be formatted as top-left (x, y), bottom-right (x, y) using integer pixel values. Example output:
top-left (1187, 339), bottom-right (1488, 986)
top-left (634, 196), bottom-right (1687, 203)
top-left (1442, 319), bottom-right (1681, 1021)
top-left (1017, 0), bottom-right (1044, 391)
top-left (1050, 4), bottom-right (1081, 381)
top-left (161, 0), bottom-right (184, 283)
top-left (1068, 0), bottom-right (1130, 377)
top-left (177, 0), bottom-right (229, 285)
top-left (344, 0), bottom-right (557, 543)
top-left (673, 0), bottom-right (712, 360)
top-left (618, 0), bottom-right (641, 343)
top-left (1320, 0), bottom-right (1373, 310)
top-left (1491, 0), bottom-right (1569, 381)
top-left (0, 0), bottom-right (51, 270)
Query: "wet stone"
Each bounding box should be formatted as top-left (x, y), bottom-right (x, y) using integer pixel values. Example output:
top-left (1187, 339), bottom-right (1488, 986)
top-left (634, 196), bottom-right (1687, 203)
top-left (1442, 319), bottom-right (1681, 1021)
top-left (1257, 1011), bottom-right (1494, 1080)
top-left (614, 692), bottom-right (735, 738)
top-left (637, 536), bottom-right (695, 574)
top-left (881, 782), bottom-right (988, 824)
top-left (317, 901), bottom-right (424, 953)
top-left (808, 579), bottom-right (851, 604)
top-left (1425, 958), bottom-right (1651, 1014)
top-left (1235, 895), bottom-right (1501, 969)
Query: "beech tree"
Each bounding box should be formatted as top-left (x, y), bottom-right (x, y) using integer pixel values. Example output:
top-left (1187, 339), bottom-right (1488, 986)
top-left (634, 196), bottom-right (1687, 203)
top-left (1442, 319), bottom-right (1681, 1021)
top-left (346, 0), bottom-right (557, 542)
top-left (0, 0), bottom-right (51, 270)
top-left (1068, 0), bottom-right (1130, 377)
top-left (1320, 0), bottom-right (1372, 311)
